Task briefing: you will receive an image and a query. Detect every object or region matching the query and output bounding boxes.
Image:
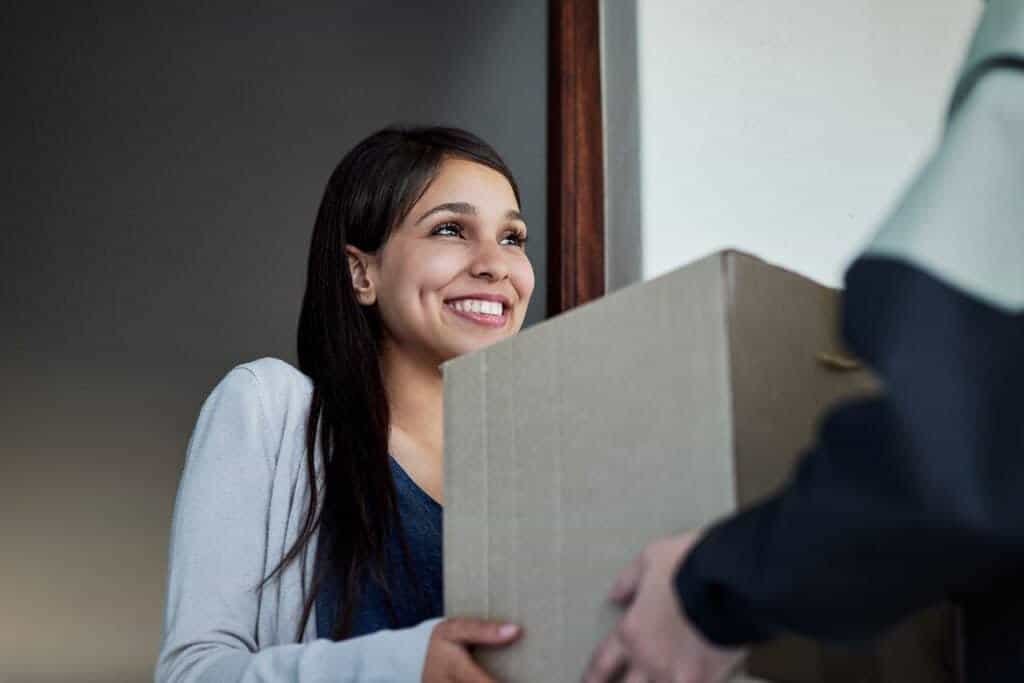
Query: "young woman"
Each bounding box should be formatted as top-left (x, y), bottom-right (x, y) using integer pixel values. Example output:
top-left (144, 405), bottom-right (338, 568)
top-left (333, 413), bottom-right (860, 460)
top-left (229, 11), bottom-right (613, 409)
top-left (156, 127), bottom-right (534, 682)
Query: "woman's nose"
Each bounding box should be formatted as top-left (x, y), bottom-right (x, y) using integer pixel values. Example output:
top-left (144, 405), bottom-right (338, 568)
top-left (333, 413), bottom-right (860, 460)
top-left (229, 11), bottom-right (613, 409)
top-left (469, 241), bottom-right (511, 281)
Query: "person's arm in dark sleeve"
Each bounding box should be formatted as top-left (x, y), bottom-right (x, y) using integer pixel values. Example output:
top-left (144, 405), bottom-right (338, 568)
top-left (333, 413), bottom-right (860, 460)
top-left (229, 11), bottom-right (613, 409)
top-left (676, 256), bottom-right (1024, 646)
top-left (673, 9), bottom-right (1024, 646)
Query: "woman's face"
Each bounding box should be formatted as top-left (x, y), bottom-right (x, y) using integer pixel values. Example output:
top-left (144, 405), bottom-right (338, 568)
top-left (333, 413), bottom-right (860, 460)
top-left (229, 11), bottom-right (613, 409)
top-left (359, 158), bottom-right (535, 367)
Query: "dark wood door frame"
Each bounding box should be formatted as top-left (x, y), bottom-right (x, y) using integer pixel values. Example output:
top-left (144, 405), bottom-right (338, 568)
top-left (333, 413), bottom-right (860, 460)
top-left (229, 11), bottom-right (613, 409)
top-left (548, 0), bottom-right (605, 316)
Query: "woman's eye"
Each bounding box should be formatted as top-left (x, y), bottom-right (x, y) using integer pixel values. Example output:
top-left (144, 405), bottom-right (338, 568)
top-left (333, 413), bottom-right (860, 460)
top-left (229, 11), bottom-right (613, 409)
top-left (432, 222), bottom-right (462, 238)
top-left (501, 232), bottom-right (529, 248)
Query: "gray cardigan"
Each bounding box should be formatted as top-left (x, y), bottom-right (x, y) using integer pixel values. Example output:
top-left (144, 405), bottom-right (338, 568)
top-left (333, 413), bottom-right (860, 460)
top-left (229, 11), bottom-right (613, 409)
top-left (155, 358), bottom-right (441, 682)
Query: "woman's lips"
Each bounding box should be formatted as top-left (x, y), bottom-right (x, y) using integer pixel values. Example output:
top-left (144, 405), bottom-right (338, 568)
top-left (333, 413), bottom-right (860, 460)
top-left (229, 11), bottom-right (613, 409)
top-left (444, 302), bottom-right (510, 328)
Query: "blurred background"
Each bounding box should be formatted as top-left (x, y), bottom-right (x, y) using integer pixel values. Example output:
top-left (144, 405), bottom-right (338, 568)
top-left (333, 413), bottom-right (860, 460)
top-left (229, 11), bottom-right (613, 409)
top-left (1, 2), bottom-right (546, 681)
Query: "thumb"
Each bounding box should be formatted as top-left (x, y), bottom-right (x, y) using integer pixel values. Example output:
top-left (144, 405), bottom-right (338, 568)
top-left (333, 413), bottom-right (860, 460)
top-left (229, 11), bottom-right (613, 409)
top-left (437, 617), bottom-right (522, 647)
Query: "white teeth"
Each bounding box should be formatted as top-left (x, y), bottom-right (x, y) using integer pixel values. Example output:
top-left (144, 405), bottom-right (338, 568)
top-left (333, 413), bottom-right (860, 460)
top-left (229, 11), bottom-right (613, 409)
top-left (451, 299), bottom-right (504, 316)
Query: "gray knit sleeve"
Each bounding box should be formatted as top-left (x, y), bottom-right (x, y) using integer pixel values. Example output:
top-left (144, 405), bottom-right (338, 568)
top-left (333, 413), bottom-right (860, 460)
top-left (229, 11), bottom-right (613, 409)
top-left (155, 366), bottom-right (439, 683)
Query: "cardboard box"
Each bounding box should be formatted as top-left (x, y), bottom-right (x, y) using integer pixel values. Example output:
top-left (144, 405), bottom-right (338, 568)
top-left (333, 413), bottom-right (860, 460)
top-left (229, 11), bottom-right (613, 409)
top-left (443, 251), bottom-right (959, 682)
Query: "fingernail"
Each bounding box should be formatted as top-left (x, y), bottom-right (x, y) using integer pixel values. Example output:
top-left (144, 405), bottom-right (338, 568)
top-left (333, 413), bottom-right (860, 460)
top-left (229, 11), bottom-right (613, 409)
top-left (499, 624), bottom-right (520, 637)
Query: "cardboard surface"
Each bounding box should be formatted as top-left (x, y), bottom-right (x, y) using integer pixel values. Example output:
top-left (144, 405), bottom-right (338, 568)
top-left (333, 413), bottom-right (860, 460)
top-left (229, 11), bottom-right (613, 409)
top-left (443, 251), bottom-right (958, 682)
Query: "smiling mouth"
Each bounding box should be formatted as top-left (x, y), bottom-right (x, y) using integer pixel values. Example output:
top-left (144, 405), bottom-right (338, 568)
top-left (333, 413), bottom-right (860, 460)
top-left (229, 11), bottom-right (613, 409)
top-left (444, 298), bottom-right (510, 328)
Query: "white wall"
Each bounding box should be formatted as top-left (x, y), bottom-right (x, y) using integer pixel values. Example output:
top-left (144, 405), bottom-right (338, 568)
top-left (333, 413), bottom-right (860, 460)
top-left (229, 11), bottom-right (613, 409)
top-left (604, 0), bottom-right (982, 288)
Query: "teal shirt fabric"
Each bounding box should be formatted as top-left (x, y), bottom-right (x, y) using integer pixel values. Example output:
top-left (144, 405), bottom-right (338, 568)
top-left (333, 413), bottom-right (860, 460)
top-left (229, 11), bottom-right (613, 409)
top-left (315, 456), bottom-right (444, 641)
top-left (865, 0), bottom-right (1024, 312)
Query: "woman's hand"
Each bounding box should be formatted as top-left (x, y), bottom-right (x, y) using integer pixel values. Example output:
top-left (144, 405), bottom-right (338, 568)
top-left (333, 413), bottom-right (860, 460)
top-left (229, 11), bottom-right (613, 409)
top-left (422, 617), bottom-right (522, 682)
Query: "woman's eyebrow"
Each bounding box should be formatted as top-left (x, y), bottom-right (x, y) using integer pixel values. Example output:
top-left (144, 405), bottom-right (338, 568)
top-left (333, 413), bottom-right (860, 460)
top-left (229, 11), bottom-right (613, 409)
top-left (416, 202), bottom-right (476, 224)
top-left (416, 203), bottom-right (526, 224)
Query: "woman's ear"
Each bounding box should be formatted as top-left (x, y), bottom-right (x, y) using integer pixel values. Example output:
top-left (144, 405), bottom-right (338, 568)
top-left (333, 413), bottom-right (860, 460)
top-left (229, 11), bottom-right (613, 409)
top-left (346, 245), bottom-right (378, 306)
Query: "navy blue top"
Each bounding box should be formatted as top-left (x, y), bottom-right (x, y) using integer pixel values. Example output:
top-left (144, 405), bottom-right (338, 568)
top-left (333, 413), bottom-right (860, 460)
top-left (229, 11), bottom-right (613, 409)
top-left (316, 456), bottom-right (443, 640)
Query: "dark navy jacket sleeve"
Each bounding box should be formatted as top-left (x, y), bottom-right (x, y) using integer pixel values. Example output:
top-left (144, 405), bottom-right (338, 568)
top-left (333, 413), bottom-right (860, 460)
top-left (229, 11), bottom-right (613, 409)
top-left (674, 0), bottom-right (1024, 648)
top-left (675, 258), bottom-right (1024, 646)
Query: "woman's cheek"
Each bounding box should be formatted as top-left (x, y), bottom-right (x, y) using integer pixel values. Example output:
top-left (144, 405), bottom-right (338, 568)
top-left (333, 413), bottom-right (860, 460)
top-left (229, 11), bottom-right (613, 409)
top-left (421, 249), bottom-right (469, 287)
top-left (513, 258), bottom-right (536, 302)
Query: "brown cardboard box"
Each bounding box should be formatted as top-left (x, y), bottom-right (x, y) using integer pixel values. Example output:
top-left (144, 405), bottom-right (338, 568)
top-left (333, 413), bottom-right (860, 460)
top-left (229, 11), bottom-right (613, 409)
top-left (443, 250), bottom-right (960, 682)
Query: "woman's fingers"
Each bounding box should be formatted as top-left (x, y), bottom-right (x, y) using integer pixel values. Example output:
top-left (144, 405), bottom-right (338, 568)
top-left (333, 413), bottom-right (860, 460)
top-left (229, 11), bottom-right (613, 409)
top-left (609, 552), bottom-right (645, 605)
top-left (581, 630), bottom-right (628, 683)
top-left (436, 617), bottom-right (521, 647)
top-left (424, 618), bottom-right (521, 683)
top-left (622, 669), bottom-right (649, 683)
top-left (451, 649), bottom-right (499, 683)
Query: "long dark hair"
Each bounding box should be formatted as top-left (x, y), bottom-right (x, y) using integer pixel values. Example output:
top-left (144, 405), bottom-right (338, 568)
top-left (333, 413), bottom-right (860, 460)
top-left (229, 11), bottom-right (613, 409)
top-left (260, 126), bottom-right (520, 640)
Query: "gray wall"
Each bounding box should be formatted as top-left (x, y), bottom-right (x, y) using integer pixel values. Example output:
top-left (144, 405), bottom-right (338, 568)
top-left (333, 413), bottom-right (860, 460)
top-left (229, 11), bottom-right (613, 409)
top-left (0, 3), bottom-right (546, 680)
